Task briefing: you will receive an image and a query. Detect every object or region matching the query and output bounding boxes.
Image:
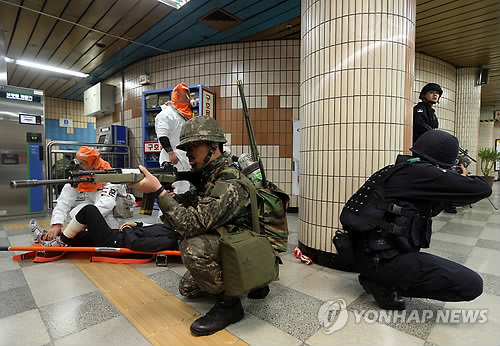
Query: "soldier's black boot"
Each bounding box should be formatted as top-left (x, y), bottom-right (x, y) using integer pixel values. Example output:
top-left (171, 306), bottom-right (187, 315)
top-left (190, 295), bottom-right (244, 336)
top-left (247, 285), bottom-right (270, 299)
top-left (359, 275), bottom-right (406, 310)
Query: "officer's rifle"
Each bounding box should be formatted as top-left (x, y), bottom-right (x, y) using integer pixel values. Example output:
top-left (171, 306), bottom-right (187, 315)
top-left (420, 126), bottom-right (497, 210)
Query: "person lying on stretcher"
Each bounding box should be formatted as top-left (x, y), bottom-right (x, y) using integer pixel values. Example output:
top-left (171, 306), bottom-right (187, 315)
top-left (29, 205), bottom-right (182, 252)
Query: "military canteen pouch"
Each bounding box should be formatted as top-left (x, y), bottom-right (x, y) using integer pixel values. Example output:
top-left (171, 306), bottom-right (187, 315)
top-left (217, 228), bottom-right (279, 297)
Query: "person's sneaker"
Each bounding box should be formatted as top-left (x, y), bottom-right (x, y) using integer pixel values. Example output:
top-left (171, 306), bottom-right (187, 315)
top-left (42, 236), bottom-right (68, 247)
top-left (29, 219), bottom-right (48, 243)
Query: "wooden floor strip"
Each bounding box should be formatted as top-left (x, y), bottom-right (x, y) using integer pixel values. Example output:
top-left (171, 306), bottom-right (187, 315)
top-left (72, 256), bottom-right (246, 345)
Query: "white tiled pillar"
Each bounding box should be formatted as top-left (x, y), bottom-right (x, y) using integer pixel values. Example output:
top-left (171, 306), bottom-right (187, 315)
top-left (299, 0), bottom-right (416, 257)
top-left (455, 68), bottom-right (481, 174)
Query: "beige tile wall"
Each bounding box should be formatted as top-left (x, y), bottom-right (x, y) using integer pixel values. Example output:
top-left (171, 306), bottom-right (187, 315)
top-left (455, 67), bottom-right (481, 174)
top-left (414, 53), bottom-right (457, 135)
top-left (299, 0), bottom-right (416, 252)
top-left (103, 41), bottom-right (300, 207)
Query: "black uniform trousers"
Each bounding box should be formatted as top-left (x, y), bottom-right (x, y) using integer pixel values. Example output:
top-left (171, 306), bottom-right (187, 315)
top-left (65, 205), bottom-right (124, 247)
top-left (357, 251), bottom-right (483, 302)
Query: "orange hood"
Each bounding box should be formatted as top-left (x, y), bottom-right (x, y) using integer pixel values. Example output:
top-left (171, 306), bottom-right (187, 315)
top-left (75, 146), bottom-right (111, 192)
top-left (172, 83), bottom-right (193, 120)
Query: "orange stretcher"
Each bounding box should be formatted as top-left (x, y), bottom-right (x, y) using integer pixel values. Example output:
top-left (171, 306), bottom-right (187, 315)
top-left (2, 245), bottom-right (181, 266)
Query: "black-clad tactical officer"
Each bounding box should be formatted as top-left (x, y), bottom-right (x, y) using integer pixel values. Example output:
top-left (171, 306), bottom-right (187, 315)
top-left (413, 83), bottom-right (442, 145)
top-left (414, 83), bottom-right (457, 213)
top-left (340, 130), bottom-right (492, 310)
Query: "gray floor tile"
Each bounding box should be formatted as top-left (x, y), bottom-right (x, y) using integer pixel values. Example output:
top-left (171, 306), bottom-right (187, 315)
top-left (0, 309), bottom-right (52, 346)
top-left (0, 237), bottom-right (10, 248)
top-left (479, 272), bottom-right (500, 296)
top-left (0, 285), bottom-right (37, 319)
top-left (243, 282), bottom-right (323, 341)
top-left (39, 290), bottom-right (120, 340)
top-left (54, 316), bottom-right (151, 346)
top-left (0, 269), bottom-right (27, 292)
top-left (476, 239), bottom-right (500, 251)
top-left (452, 212), bottom-right (492, 222)
top-left (6, 227), bottom-right (32, 237)
top-left (148, 269), bottom-right (182, 295)
top-left (347, 292), bottom-right (443, 340)
top-left (437, 222), bottom-right (484, 238)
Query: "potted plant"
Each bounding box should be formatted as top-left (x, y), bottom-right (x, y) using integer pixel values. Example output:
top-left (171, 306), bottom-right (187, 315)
top-left (477, 148), bottom-right (500, 186)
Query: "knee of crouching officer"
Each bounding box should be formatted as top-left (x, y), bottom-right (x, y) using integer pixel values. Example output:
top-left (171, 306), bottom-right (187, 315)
top-left (462, 271), bottom-right (483, 301)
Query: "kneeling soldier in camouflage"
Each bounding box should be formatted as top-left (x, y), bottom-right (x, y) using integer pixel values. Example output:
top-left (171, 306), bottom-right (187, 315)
top-left (132, 116), bottom-right (258, 336)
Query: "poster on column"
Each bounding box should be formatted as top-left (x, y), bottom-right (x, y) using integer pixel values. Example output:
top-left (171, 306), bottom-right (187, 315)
top-left (292, 120), bottom-right (300, 195)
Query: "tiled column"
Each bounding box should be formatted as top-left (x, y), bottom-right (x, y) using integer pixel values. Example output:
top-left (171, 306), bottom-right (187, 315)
top-left (455, 68), bottom-right (481, 174)
top-left (299, 0), bottom-right (416, 260)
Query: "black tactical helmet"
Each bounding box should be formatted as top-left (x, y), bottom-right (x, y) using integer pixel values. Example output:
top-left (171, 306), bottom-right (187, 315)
top-left (419, 83), bottom-right (443, 101)
top-left (177, 116), bottom-right (226, 151)
top-left (410, 130), bottom-right (459, 168)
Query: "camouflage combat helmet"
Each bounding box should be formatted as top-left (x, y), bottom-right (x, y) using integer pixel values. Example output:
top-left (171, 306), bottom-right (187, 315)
top-left (177, 116), bottom-right (227, 151)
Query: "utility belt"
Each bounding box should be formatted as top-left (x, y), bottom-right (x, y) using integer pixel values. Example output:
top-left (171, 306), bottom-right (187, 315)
top-left (334, 201), bottom-right (432, 270)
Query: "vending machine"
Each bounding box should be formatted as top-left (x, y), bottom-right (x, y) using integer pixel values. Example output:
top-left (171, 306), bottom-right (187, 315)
top-left (0, 85), bottom-right (46, 218)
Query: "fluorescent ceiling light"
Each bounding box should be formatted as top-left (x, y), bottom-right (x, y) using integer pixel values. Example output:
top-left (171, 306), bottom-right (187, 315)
top-left (157, 0), bottom-right (190, 9)
top-left (4, 57), bottom-right (89, 78)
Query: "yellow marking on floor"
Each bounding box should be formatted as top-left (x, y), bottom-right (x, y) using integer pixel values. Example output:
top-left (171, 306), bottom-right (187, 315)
top-left (72, 256), bottom-right (246, 345)
top-left (3, 220), bottom-right (51, 230)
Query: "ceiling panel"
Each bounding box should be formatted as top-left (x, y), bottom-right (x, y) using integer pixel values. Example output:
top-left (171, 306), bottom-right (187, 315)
top-left (416, 0), bottom-right (500, 107)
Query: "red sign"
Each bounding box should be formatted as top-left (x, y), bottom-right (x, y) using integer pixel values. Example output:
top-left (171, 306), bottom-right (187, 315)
top-left (201, 88), bottom-right (215, 118)
top-left (144, 141), bottom-right (162, 153)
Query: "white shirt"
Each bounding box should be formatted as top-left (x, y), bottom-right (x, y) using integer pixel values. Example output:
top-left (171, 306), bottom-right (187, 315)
top-left (50, 183), bottom-right (126, 229)
top-left (155, 104), bottom-right (191, 194)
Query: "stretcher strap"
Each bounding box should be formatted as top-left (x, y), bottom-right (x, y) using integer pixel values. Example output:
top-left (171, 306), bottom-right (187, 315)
top-left (90, 254), bottom-right (156, 264)
top-left (34, 251), bottom-right (66, 263)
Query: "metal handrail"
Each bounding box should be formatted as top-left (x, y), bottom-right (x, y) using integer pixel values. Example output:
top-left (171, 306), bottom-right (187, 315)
top-left (46, 141), bottom-right (130, 210)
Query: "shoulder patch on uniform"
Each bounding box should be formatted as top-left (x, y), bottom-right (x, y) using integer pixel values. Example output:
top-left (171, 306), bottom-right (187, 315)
top-left (210, 182), bottom-right (230, 198)
top-left (417, 108), bottom-right (424, 113)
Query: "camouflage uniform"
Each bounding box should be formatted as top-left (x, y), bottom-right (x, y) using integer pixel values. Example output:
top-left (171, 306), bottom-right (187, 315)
top-left (157, 120), bottom-right (252, 298)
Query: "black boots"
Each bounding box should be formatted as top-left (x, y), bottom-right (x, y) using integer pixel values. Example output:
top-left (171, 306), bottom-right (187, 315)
top-left (359, 275), bottom-right (406, 310)
top-left (190, 295), bottom-right (244, 336)
top-left (444, 205), bottom-right (457, 213)
top-left (247, 285), bottom-right (270, 299)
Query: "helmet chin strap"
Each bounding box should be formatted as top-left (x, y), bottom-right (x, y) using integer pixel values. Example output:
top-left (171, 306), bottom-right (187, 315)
top-left (192, 143), bottom-right (218, 172)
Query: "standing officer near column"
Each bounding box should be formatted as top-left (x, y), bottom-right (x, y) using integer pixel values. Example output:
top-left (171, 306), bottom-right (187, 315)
top-left (413, 83), bottom-right (442, 144)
